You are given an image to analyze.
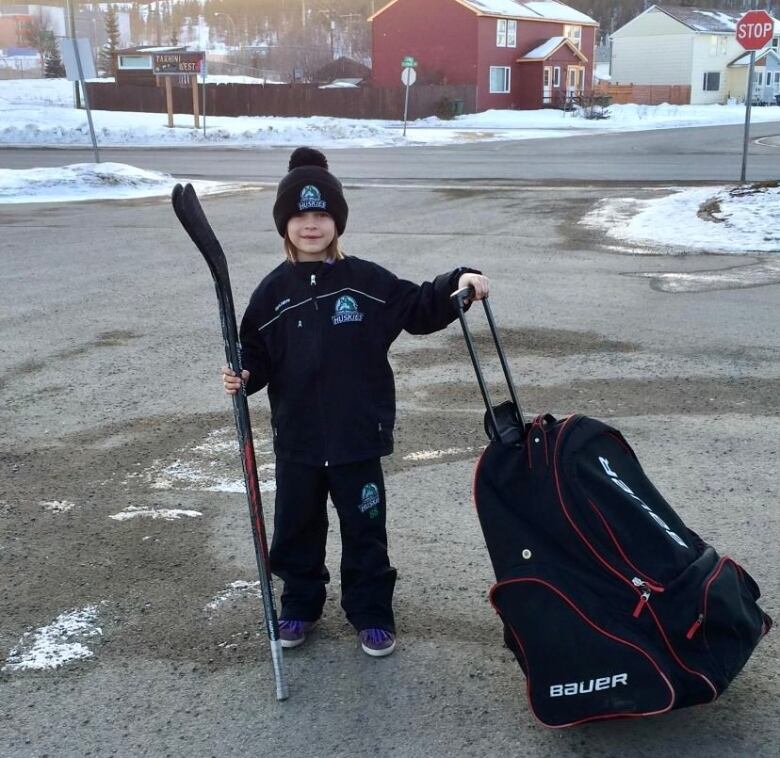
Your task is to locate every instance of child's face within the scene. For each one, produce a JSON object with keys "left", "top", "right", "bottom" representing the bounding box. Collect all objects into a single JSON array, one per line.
[{"left": 287, "top": 211, "right": 336, "bottom": 261}]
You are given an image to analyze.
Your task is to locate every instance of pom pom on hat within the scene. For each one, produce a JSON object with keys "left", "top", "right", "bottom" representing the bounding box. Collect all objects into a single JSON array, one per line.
[
  {"left": 273, "top": 146, "right": 348, "bottom": 237},
  {"left": 288, "top": 147, "right": 328, "bottom": 171}
]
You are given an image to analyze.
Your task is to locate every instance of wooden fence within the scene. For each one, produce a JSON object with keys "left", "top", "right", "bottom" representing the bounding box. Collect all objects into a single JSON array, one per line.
[
  {"left": 84, "top": 81, "right": 476, "bottom": 120},
  {"left": 594, "top": 82, "right": 691, "bottom": 106}
]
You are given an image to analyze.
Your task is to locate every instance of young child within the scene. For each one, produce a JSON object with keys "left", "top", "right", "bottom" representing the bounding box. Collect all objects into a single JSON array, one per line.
[{"left": 222, "top": 147, "right": 489, "bottom": 657}]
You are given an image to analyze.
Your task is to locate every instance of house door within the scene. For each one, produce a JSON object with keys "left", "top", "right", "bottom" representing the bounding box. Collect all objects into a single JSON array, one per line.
[
  {"left": 567, "top": 66, "right": 584, "bottom": 96},
  {"left": 543, "top": 66, "right": 552, "bottom": 103},
  {"left": 753, "top": 70, "right": 764, "bottom": 101}
]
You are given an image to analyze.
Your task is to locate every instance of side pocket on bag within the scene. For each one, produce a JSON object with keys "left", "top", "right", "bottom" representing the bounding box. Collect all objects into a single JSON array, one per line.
[{"left": 686, "top": 558, "right": 769, "bottom": 683}]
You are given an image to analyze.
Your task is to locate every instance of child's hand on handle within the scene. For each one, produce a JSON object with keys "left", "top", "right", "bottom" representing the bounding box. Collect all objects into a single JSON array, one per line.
[
  {"left": 457, "top": 272, "right": 490, "bottom": 303},
  {"left": 221, "top": 366, "right": 249, "bottom": 395}
]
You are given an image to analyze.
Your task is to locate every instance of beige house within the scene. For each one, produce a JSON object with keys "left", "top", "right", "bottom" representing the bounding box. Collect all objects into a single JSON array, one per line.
[{"left": 611, "top": 4, "right": 780, "bottom": 104}]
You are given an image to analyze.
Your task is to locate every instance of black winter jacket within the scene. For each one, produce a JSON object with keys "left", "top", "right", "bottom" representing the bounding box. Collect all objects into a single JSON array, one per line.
[{"left": 239, "top": 255, "right": 475, "bottom": 466}]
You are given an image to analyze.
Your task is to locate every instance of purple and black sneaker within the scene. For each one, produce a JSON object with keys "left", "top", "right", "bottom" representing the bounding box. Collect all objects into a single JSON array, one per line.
[
  {"left": 359, "top": 628, "right": 396, "bottom": 657},
  {"left": 279, "top": 619, "right": 316, "bottom": 649}
]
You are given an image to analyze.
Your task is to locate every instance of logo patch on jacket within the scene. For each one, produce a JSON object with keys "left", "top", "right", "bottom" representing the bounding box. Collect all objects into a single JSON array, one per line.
[
  {"left": 358, "top": 483, "right": 380, "bottom": 518},
  {"left": 298, "top": 184, "right": 326, "bottom": 211},
  {"left": 332, "top": 294, "right": 364, "bottom": 325}
]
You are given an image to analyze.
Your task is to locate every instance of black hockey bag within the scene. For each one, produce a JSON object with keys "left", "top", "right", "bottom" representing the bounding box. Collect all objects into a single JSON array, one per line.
[{"left": 451, "top": 288, "right": 772, "bottom": 728}]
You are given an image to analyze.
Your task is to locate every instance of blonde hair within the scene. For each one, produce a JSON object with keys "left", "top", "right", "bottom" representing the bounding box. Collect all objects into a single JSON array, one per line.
[{"left": 284, "top": 234, "right": 345, "bottom": 263}]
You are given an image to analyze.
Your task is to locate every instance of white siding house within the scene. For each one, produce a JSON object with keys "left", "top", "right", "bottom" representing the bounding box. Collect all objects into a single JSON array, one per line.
[{"left": 611, "top": 4, "right": 780, "bottom": 104}]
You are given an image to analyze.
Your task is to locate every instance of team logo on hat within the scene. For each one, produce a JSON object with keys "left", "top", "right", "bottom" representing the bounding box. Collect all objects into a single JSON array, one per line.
[
  {"left": 332, "top": 295, "right": 364, "bottom": 325},
  {"left": 298, "top": 184, "right": 327, "bottom": 211}
]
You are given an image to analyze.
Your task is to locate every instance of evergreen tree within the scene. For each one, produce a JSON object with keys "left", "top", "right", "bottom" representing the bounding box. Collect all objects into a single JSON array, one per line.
[
  {"left": 44, "top": 40, "right": 66, "bottom": 78},
  {"left": 99, "top": 5, "right": 121, "bottom": 78}
]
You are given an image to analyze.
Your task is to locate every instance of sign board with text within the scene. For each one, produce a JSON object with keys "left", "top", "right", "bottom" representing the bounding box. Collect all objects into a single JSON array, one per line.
[{"left": 152, "top": 51, "right": 204, "bottom": 75}]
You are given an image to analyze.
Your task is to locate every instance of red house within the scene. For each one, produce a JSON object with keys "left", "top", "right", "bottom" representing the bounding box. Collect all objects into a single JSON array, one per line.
[{"left": 370, "top": 0, "right": 599, "bottom": 111}]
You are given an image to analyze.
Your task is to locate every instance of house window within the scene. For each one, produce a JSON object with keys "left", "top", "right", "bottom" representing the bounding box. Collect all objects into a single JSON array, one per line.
[
  {"left": 702, "top": 71, "right": 720, "bottom": 91},
  {"left": 118, "top": 55, "right": 153, "bottom": 70},
  {"left": 553, "top": 66, "right": 561, "bottom": 87},
  {"left": 709, "top": 35, "right": 727, "bottom": 55},
  {"left": 496, "top": 19, "right": 507, "bottom": 47},
  {"left": 507, "top": 19, "right": 517, "bottom": 47},
  {"left": 489, "top": 66, "right": 510, "bottom": 93},
  {"left": 756, "top": 71, "right": 764, "bottom": 87},
  {"left": 564, "top": 25, "right": 582, "bottom": 49},
  {"left": 543, "top": 68, "right": 550, "bottom": 87}
]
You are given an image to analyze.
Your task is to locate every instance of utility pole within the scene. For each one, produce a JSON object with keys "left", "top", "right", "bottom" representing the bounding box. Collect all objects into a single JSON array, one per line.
[{"left": 65, "top": 0, "right": 82, "bottom": 108}]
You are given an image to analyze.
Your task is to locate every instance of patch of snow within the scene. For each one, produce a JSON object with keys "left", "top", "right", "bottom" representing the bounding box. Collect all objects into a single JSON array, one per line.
[
  {"left": 40, "top": 500, "right": 76, "bottom": 512},
  {"left": 403, "top": 447, "right": 477, "bottom": 461},
  {"left": 3, "top": 606, "right": 102, "bottom": 672},
  {"left": 0, "top": 162, "right": 237, "bottom": 204},
  {"left": 134, "top": 428, "right": 276, "bottom": 494},
  {"left": 205, "top": 580, "right": 262, "bottom": 611},
  {"left": 581, "top": 184, "right": 780, "bottom": 254},
  {"left": 108, "top": 506, "right": 202, "bottom": 521}
]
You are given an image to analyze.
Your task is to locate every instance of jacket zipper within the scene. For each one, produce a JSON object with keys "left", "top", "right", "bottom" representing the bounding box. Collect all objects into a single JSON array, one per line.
[{"left": 311, "top": 272, "right": 327, "bottom": 464}]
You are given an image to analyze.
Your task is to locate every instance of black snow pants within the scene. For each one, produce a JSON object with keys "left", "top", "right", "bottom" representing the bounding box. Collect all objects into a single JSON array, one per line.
[{"left": 270, "top": 457, "right": 397, "bottom": 632}]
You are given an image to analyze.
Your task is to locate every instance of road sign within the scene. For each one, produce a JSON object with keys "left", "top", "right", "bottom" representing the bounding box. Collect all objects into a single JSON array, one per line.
[
  {"left": 61, "top": 37, "right": 96, "bottom": 81},
  {"left": 401, "top": 68, "right": 417, "bottom": 86},
  {"left": 401, "top": 56, "right": 417, "bottom": 68},
  {"left": 152, "top": 51, "right": 204, "bottom": 75},
  {"left": 60, "top": 36, "right": 99, "bottom": 163},
  {"left": 736, "top": 10, "right": 775, "bottom": 51}
]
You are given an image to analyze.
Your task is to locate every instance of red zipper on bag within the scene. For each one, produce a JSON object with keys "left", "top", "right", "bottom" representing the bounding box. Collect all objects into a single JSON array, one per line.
[{"left": 685, "top": 556, "right": 733, "bottom": 640}]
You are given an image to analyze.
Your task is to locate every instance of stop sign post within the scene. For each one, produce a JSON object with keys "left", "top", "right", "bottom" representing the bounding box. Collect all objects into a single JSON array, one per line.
[
  {"left": 401, "top": 57, "right": 417, "bottom": 137},
  {"left": 736, "top": 10, "right": 775, "bottom": 181}
]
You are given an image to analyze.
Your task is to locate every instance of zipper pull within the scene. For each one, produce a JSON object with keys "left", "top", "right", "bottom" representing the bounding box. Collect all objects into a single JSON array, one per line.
[
  {"left": 631, "top": 577, "right": 651, "bottom": 618},
  {"left": 632, "top": 590, "right": 651, "bottom": 618},
  {"left": 310, "top": 273, "right": 319, "bottom": 309},
  {"left": 686, "top": 613, "right": 704, "bottom": 639}
]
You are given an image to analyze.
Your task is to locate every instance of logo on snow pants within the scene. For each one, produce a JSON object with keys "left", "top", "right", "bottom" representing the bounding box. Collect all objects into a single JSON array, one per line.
[{"left": 358, "top": 483, "right": 380, "bottom": 518}]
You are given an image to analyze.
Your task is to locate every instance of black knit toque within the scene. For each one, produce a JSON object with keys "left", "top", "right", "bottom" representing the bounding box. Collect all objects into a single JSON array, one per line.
[{"left": 272, "top": 147, "right": 348, "bottom": 237}]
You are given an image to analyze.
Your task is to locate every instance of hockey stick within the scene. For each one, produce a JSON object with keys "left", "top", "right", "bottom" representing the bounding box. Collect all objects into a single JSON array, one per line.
[{"left": 171, "top": 183, "right": 288, "bottom": 701}]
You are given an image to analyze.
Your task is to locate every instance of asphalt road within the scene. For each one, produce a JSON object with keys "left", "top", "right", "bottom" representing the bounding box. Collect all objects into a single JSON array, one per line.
[
  {"left": 1, "top": 129, "right": 778, "bottom": 757},
  {"left": 2, "top": 120, "right": 780, "bottom": 182}
]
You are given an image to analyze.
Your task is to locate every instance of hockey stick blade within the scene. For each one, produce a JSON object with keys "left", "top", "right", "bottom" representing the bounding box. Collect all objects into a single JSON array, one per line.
[{"left": 171, "top": 183, "right": 229, "bottom": 281}]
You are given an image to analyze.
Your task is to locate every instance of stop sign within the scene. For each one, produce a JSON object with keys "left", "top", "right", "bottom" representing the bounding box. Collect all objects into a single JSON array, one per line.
[{"left": 736, "top": 10, "right": 775, "bottom": 51}]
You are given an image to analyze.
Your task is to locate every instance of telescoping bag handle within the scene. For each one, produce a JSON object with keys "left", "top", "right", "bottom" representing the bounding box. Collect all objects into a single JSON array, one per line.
[{"left": 451, "top": 286, "right": 525, "bottom": 444}]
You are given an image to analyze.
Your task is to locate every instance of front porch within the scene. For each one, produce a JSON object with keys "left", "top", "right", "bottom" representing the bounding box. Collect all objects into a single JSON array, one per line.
[{"left": 515, "top": 36, "right": 589, "bottom": 109}]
